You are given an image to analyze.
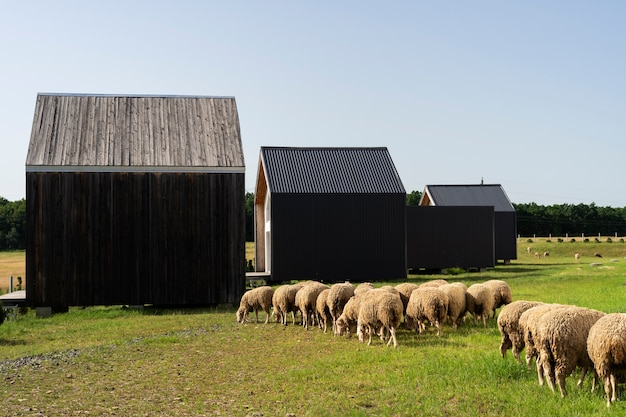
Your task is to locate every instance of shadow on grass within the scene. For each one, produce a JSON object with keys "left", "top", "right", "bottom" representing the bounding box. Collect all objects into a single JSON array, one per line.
[{"left": 0, "top": 338, "right": 27, "bottom": 347}]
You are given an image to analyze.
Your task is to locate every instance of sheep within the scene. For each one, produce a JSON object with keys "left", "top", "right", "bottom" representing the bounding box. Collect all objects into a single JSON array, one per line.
[
  {"left": 574, "top": 253, "right": 580, "bottom": 260},
  {"left": 484, "top": 279, "right": 513, "bottom": 318},
  {"left": 518, "top": 304, "right": 568, "bottom": 371},
  {"left": 419, "top": 279, "right": 449, "bottom": 288},
  {"left": 587, "top": 313, "right": 626, "bottom": 407},
  {"left": 534, "top": 252, "right": 541, "bottom": 258},
  {"left": 272, "top": 283, "right": 305, "bottom": 326},
  {"left": 316, "top": 288, "right": 332, "bottom": 333},
  {"left": 294, "top": 281, "right": 329, "bottom": 330},
  {"left": 537, "top": 306, "right": 605, "bottom": 397},
  {"left": 497, "top": 300, "right": 544, "bottom": 361},
  {"left": 594, "top": 252, "right": 603, "bottom": 258},
  {"left": 236, "top": 286, "right": 275, "bottom": 324},
  {"left": 439, "top": 283, "right": 467, "bottom": 329},
  {"left": 335, "top": 293, "right": 364, "bottom": 337},
  {"left": 465, "top": 283, "right": 495, "bottom": 327},
  {"left": 405, "top": 286, "right": 448, "bottom": 336},
  {"left": 543, "top": 252, "right": 550, "bottom": 257},
  {"left": 356, "top": 289, "right": 404, "bottom": 348},
  {"left": 354, "top": 282, "right": 375, "bottom": 295},
  {"left": 527, "top": 246, "right": 532, "bottom": 253},
  {"left": 395, "top": 283, "right": 420, "bottom": 329},
  {"left": 327, "top": 282, "right": 355, "bottom": 333}
]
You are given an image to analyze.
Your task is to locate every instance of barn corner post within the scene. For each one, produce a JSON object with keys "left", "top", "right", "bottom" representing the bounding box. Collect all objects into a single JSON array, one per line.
[{"left": 26, "top": 94, "right": 246, "bottom": 312}]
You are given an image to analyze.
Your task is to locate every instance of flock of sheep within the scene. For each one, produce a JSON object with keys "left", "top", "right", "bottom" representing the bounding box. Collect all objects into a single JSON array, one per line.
[
  {"left": 235, "top": 278, "right": 510, "bottom": 349},
  {"left": 237, "top": 279, "right": 626, "bottom": 407},
  {"left": 498, "top": 300, "right": 626, "bottom": 407}
]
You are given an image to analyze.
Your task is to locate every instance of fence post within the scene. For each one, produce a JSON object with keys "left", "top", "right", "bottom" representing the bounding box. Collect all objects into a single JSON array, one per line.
[{"left": 9, "top": 276, "right": 13, "bottom": 293}]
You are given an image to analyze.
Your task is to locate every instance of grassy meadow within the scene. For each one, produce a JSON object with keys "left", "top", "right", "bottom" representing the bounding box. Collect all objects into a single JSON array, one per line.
[{"left": 0, "top": 239, "right": 626, "bottom": 416}]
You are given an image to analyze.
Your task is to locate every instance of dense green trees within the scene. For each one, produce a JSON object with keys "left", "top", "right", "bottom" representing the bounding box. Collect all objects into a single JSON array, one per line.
[{"left": 0, "top": 197, "right": 26, "bottom": 250}]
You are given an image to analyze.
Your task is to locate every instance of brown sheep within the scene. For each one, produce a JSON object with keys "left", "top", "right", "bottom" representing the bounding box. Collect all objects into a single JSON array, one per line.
[
  {"left": 497, "top": 300, "right": 544, "bottom": 361},
  {"left": 236, "top": 286, "right": 275, "bottom": 324}
]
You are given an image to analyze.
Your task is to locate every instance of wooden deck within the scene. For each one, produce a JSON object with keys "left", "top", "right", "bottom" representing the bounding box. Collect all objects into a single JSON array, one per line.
[{"left": 0, "top": 290, "right": 26, "bottom": 305}]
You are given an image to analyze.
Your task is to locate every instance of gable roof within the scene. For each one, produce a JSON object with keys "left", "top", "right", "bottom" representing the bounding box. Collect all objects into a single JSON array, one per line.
[
  {"left": 420, "top": 184, "right": 515, "bottom": 212},
  {"left": 26, "top": 93, "right": 244, "bottom": 173},
  {"left": 258, "top": 147, "right": 405, "bottom": 194}
]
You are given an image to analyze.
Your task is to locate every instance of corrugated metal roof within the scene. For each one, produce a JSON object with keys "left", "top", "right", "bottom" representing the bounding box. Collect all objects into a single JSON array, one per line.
[
  {"left": 26, "top": 93, "right": 244, "bottom": 171},
  {"left": 422, "top": 184, "right": 515, "bottom": 212},
  {"left": 260, "top": 147, "right": 405, "bottom": 194}
]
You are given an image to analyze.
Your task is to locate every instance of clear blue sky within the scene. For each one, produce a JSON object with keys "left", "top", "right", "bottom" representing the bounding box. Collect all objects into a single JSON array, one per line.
[{"left": 1, "top": 1, "right": 625, "bottom": 206}]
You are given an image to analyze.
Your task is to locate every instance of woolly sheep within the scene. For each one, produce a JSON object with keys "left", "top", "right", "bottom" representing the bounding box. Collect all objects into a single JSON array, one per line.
[
  {"left": 537, "top": 306, "right": 605, "bottom": 397},
  {"left": 419, "top": 279, "right": 449, "bottom": 288},
  {"left": 405, "top": 286, "right": 448, "bottom": 336},
  {"left": 484, "top": 279, "right": 513, "bottom": 318},
  {"left": 518, "top": 304, "right": 568, "bottom": 370},
  {"left": 354, "top": 282, "right": 375, "bottom": 295},
  {"left": 295, "top": 281, "right": 329, "bottom": 330},
  {"left": 587, "top": 313, "right": 626, "bottom": 407},
  {"left": 395, "top": 283, "right": 420, "bottom": 329},
  {"left": 356, "top": 289, "right": 404, "bottom": 348},
  {"left": 440, "top": 283, "right": 467, "bottom": 329},
  {"left": 272, "top": 283, "right": 305, "bottom": 326},
  {"left": 574, "top": 253, "right": 580, "bottom": 260},
  {"left": 327, "top": 282, "right": 355, "bottom": 333},
  {"left": 236, "top": 286, "right": 275, "bottom": 324},
  {"left": 497, "top": 300, "right": 544, "bottom": 361},
  {"left": 316, "top": 288, "right": 332, "bottom": 333},
  {"left": 335, "top": 293, "right": 364, "bottom": 337},
  {"left": 466, "top": 283, "right": 495, "bottom": 327}
]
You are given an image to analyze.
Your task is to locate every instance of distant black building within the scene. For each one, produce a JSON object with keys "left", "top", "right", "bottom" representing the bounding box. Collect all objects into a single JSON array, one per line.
[
  {"left": 419, "top": 184, "right": 517, "bottom": 263},
  {"left": 254, "top": 147, "right": 406, "bottom": 282}
]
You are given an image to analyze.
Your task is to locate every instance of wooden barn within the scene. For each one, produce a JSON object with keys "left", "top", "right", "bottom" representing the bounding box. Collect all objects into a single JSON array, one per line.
[
  {"left": 25, "top": 93, "right": 245, "bottom": 311},
  {"left": 406, "top": 206, "right": 495, "bottom": 271},
  {"left": 254, "top": 147, "right": 407, "bottom": 282},
  {"left": 419, "top": 184, "right": 517, "bottom": 263}
]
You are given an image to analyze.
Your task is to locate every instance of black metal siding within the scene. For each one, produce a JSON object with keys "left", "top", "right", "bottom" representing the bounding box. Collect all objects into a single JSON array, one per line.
[
  {"left": 26, "top": 171, "right": 245, "bottom": 309},
  {"left": 269, "top": 193, "right": 406, "bottom": 282},
  {"left": 406, "top": 206, "right": 495, "bottom": 270},
  {"left": 495, "top": 211, "right": 517, "bottom": 261}
]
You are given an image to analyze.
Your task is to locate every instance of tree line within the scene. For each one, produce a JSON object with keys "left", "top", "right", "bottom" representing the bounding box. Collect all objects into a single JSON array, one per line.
[{"left": 2, "top": 194, "right": 625, "bottom": 250}]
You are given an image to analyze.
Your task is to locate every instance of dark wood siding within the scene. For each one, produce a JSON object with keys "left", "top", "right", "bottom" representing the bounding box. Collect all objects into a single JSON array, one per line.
[
  {"left": 406, "top": 206, "right": 495, "bottom": 270},
  {"left": 26, "top": 171, "right": 245, "bottom": 309},
  {"left": 269, "top": 193, "right": 406, "bottom": 282},
  {"left": 495, "top": 211, "right": 517, "bottom": 261}
]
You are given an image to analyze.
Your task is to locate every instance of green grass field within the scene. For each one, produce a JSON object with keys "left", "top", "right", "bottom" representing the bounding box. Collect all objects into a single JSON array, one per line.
[{"left": 1, "top": 240, "right": 626, "bottom": 416}]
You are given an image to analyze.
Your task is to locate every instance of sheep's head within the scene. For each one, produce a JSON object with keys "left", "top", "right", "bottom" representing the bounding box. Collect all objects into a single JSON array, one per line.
[
  {"left": 335, "top": 316, "right": 348, "bottom": 336},
  {"left": 236, "top": 308, "right": 246, "bottom": 323}
]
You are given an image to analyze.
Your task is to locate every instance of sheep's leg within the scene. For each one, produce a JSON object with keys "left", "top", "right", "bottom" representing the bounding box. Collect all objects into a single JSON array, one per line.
[
  {"left": 556, "top": 372, "right": 567, "bottom": 397},
  {"left": 576, "top": 367, "right": 587, "bottom": 389},
  {"left": 367, "top": 325, "right": 373, "bottom": 346},
  {"left": 536, "top": 357, "right": 546, "bottom": 386},
  {"left": 254, "top": 309, "right": 259, "bottom": 323},
  {"left": 264, "top": 308, "right": 270, "bottom": 324},
  {"left": 387, "top": 327, "right": 398, "bottom": 348},
  {"left": 610, "top": 374, "right": 617, "bottom": 406}
]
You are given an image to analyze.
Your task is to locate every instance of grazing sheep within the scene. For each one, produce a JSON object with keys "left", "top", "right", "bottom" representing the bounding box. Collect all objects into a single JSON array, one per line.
[
  {"left": 543, "top": 252, "right": 550, "bottom": 257},
  {"left": 574, "top": 253, "right": 580, "bottom": 260},
  {"left": 497, "top": 300, "right": 544, "bottom": 361},
  {"left": 518, "top": 304, "right": 568, "bottom": 371},
  {"left": 295, "top": 281, "right": 329, "bottom": 330},
  {"left": 272, "top": 283, "right": 305, "bottom": 326},
  {"left": 327, "top": 282, "right": 355, "bottom": 333},
  {"left": 405, "top": 286, "right": 448, "bottom": 336},
  {"left": 587, "top": 313, "right": 626, "bottom": 407},
  {"left": 316, "top": 288, "right": 332, "bottom": 333},
  {"left": 354, "top": 282, "right": 375, "bottom": 295},
  {"left": 527, "top": 246, "right": 532, "bottom": 253},
  {"left": 420, "top": 279, "right": 449, "bottom": 288},
  {"left": 594, "top": 252, "right": 603, "bottom": 258},
  {"left": 534, "top": 252, "right": 541, "bottom": 258},
  {"left": 395, "top": 282, "right": 420, "bottom": 315},
  {"left": 356, "top": 289, "right": 404, "bottom": 348},
  {"left": 537, "top": 306, "right": 605, "bottom": 397},
  {"left": 335, "top": 293, "right": 365, "bottom": 337},
  {"left": 236, "top": 286, "right": 275, "bottom": 324},
  {"left": 466, "top": 283, "right": 495, "bottom": 327},
  {"left": 439, "top": 283, "right": 467, "bottom": 329},
  {"left": 484, "top": 279, "right": 513, "bottom": 318}
]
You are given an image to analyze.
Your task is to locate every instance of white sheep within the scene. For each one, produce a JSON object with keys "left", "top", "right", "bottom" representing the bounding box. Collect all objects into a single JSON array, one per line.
[
  {"left": 395, "top": 282, "right": 420, "bottom": 314},
  {"left": 537, "top": 305, "right": 605, "bottom": 397},
  {"left": 466, "top": 283, "right": 495, "bottom": 327},
  {"left": 316, "top": 288, "right": 332, "bottom": 333},
  {"left": 354, "top": 282, "right": 375, "bottom": 295},
  {"left": 587, "top": 313, "right": 626, "bottom": 407},
  {"left": 419, "top": 279, "right": 449, "bottom": 288},
  {"left": 440, "top": 283, "right": 467, "bottom": 329},
  {"left": 518, "top": 304, "right": 568, "bottom": 372},
  {"left": 295, "top": 281, "right": 329, "bottom": 330},
  {"left": 484, "top": 279, "right": 513, "bottom": 318},
  {"left": 356, "top": 289, "right": 404, "bottom": 348},
  {"left": 335, "top": 293, "right": 364, "bottom": 337},
  {"left": 574, "top": 253, "right": 580, "bottom": 260},
  {"left": 327, "top": 282, "right": 355, "bottom": 333},
  {"left": 272, "top": 283, "right": 305, "bottom": 326},
  {"left": 405, "top": 286, "right": 448, "bottom": 336},
  {"left": 497, "top": 300, "right": 544, "bottom": 361},
  {"left": 236, "top": 286, "right": 275, "bottom": 324}
]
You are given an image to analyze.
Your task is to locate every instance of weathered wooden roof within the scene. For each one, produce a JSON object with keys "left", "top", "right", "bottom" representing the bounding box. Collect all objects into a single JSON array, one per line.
[
  {"left": 420, "top": 184, "right": 515, "bottom": 212},
  {"left": 258, "top": 147, "right": 405, "bottom": 194},
  {"left": 26, "top": 94, "right": 245, "bottom": 172}
]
